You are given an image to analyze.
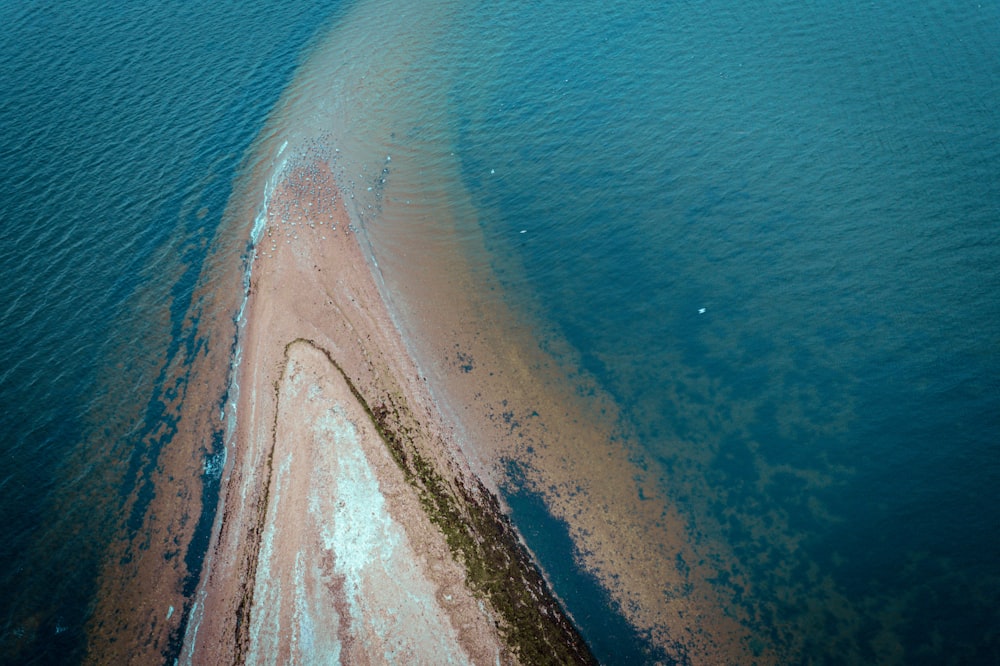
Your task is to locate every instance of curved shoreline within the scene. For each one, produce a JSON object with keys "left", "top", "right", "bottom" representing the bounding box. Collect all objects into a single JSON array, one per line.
[{"left": 180, "top": 148, "right": 593, "bottom": 663}]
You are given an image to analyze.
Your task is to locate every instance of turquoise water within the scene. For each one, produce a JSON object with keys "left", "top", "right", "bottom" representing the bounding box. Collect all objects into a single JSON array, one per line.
[{"left": 2, "top": 1, "right": 998, "bottom": 663}]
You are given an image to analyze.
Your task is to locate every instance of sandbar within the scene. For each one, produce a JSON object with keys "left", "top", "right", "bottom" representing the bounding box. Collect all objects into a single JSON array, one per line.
[{"left": 179, "top": 143, "right": 593, "bottom": 664}]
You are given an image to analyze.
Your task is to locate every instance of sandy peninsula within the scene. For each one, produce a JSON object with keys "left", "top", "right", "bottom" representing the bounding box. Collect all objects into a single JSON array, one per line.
[{"left": 178, "top": 142, "right": 593, "bottom": 664}]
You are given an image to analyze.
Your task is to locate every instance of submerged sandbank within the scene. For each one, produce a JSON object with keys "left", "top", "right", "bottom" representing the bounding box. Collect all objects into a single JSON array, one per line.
[
  {"left": 363, "top": 150, "right": 779, "bottom": 664},
  {"left": 180, "top": 145, "right": 593, "bottom": 664}
]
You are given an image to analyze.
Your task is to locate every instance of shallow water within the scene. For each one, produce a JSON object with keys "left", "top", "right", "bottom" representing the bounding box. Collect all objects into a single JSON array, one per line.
[
  {"left": 332, "top": 1, "right": 1000, "bottom": 661},
  {"left": 0, "top": 2, "right": 340, "bottom": 661},
  {"left": 2, "top": 0, "right": 998, "bottom": 663}
]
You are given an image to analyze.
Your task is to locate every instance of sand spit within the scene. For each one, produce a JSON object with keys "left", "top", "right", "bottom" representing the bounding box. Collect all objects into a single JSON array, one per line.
[
  {"left": 181, "top": 148, "right": 593, "bottom": 664},
  {"left": 243, "top": 339, "right": 490, "bottom": 663}
]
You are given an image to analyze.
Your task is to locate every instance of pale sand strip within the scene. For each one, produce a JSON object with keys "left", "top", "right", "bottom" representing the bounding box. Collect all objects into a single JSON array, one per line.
[
  {"left": 245, "top": 339, "right": 494, "bottom": 664},
  {"left": 181, "top": 150, "right": 592, "bottom": 664}
]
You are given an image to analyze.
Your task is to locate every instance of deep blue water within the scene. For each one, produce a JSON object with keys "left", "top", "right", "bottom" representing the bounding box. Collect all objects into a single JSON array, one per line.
[
  {"left": 0, "top": 2, "right": 340, "bottom": 662},
  {"left": 451, "top": 1, "right": 1000, "bottom": 662},
  {"left": 1, "top": 0, "right": 998, "bottom": 663}
]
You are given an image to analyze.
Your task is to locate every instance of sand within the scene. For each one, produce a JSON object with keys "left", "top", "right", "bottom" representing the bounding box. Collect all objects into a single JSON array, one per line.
[
  {"left": 178, "top": 146, "right": 592, "bottom": 664},
  {"left": 83, "top": 123, "right": 770, "bottom": 663}
]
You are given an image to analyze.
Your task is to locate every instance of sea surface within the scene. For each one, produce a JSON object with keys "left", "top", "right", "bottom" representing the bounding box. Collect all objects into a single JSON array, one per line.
[
  {"left": 2, "top": 1, "right": 998, "bottom": 664},
  {"left": 0, "top": 2, "right": 342, "bottom": 662}
]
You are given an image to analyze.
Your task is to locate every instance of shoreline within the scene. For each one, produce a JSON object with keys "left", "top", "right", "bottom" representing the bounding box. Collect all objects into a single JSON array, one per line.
[{"left": 181, "top": 144, "right": 594, "bottom": 663}]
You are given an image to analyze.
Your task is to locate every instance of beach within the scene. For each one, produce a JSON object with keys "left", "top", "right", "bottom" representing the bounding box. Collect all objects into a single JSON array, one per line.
[{"left": 176, "top": 144, "right": 593, "bottom": 664}]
